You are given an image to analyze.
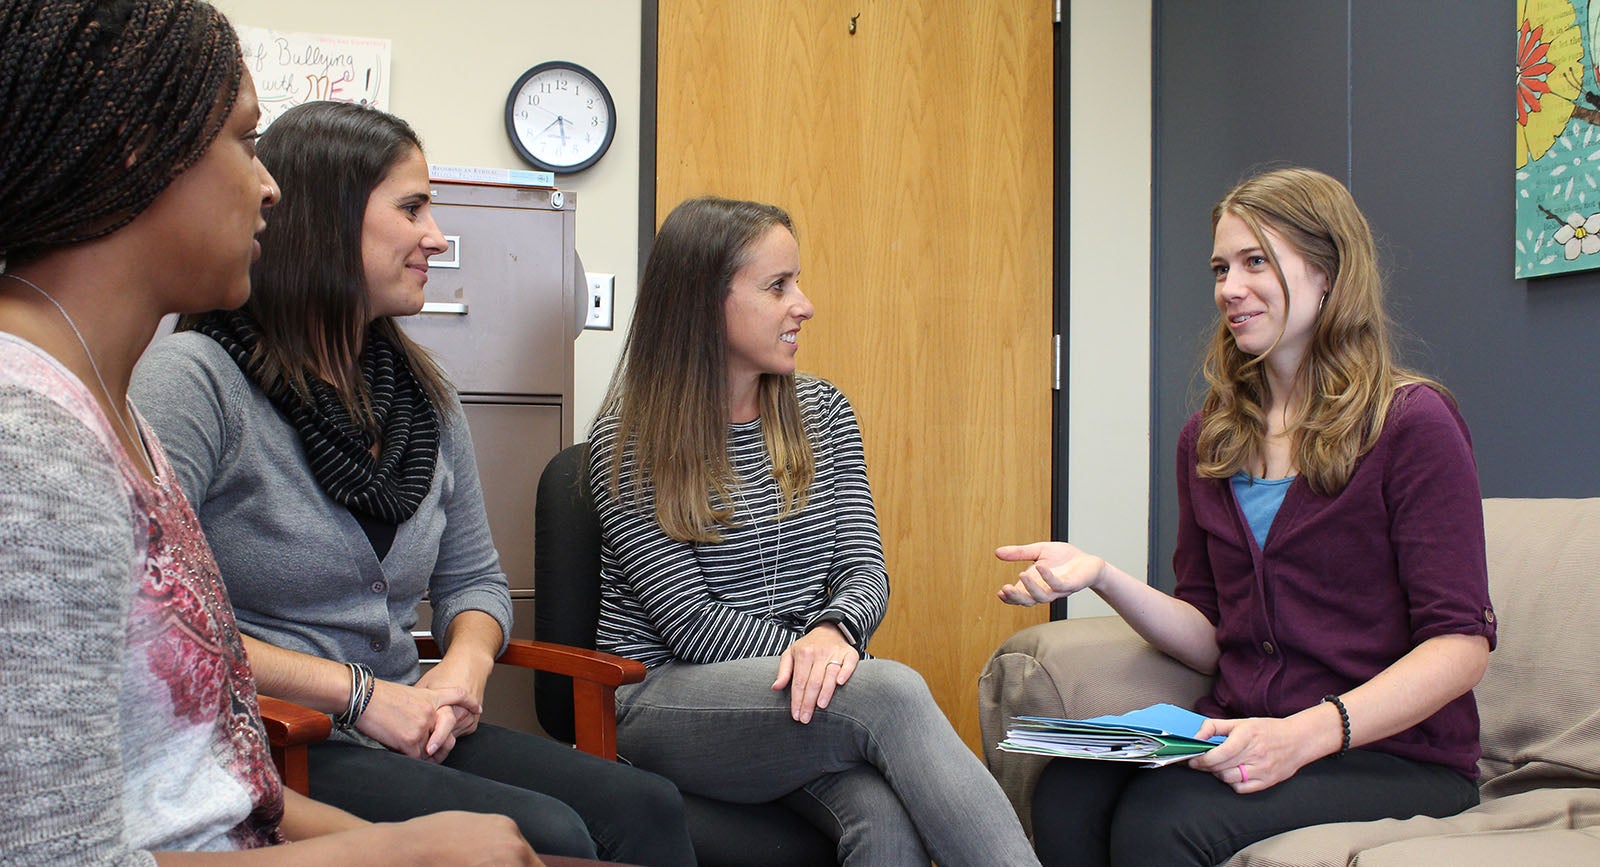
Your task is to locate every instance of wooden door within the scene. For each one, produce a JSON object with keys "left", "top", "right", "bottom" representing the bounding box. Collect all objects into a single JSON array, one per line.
[{"left": 657, "top": 0, "right": 1053, "bottom": 751}]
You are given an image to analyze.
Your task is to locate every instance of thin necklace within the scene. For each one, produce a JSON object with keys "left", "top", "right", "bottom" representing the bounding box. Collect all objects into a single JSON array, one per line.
[
  {"left": 733, "top": 475, "right": 781, "bottom": 616},
  {"left": 2, "top": 272, "right": 163, "bottom": 485}
]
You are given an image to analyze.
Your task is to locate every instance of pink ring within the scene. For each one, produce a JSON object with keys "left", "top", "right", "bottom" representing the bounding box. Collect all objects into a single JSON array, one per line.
[{"left": 1238, "top": 764, "right": 1249, "bottom": 783}]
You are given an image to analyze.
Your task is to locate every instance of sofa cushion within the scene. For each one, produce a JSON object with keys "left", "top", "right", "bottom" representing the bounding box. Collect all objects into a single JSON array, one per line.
[
  {"left": 1475, "top": 498, "right": 1600, "bottom": 796},
  {"left": 1225, "top": 787, "right": 1600, "bottom": 866},
  {"left": 1351, "top": 828, "right": 1600, "bottom": 867}
]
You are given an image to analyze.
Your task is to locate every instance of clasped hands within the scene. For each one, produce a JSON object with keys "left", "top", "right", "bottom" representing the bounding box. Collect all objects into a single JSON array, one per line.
[
  {"left": 358, "top": 657, "right": 490, "bottom": 763},
  {"left": 773, "top": 622, "right": 859, "bottom": 724}
]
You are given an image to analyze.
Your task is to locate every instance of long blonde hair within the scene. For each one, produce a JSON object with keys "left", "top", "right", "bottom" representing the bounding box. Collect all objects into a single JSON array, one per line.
[
  {"left": 598, "top": 197, "right": 814, "bottom": 543},
  {"left": 1196, "top": 167, "right": 1445, "bottom": 495}
]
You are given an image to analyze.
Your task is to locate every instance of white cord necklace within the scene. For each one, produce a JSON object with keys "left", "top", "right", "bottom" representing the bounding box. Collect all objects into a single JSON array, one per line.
[
  {"left": 733, "top": 476, "right": 781, "bottom": 617},
  {"left": 2, "top": 272, "right": 163, "bottom": 485}
]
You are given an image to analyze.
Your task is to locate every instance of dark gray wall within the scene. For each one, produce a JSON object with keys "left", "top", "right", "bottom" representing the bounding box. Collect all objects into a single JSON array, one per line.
[{"left": 1150, "top": 1, "right": 1600, "bottom": 589}]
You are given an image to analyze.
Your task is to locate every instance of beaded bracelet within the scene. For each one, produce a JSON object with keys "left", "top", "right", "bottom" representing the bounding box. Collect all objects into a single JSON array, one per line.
[
  {"left": 353, "top": 664, "right": 375, "bottom": 722},
  {"left": 1322, "top": 694, "right": 1351, "bottom": 757}
]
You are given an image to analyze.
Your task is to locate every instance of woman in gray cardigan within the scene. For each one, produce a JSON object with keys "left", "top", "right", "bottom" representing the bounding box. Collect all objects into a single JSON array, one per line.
[{"left": 133, "top": 101, "right": 693, "bottom": 867}]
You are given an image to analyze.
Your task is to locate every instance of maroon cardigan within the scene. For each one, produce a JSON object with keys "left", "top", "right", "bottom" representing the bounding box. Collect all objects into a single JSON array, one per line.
[{"left": 1174, "top": 384, "right": 1498, "bottom": 779}]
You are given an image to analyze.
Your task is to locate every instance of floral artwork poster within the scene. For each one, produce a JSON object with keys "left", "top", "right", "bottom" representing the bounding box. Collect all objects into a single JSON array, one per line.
[{"left": 1515, "top": 0, "right": 1600, "bottom": 277}]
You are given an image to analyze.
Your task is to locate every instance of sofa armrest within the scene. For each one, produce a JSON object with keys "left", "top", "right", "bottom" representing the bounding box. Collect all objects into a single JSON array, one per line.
[{"left": 978, "top": 615, "right": 1213, "bottom": 833}]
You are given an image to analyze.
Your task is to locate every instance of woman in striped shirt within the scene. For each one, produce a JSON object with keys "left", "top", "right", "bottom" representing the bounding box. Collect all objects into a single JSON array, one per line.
[{"left": 591, "top": 196, "right": 1040, "bottom": 867}]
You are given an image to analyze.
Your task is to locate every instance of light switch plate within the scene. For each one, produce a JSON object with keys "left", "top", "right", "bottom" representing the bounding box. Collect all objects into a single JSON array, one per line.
[{"left": 585, "top": 273, "right": 614, "bottom": 330}]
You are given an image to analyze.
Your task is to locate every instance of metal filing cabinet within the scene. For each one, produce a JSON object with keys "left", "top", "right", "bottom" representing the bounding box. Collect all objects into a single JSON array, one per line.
[{"left": 403, "top": 181, "right": 582, "bottom": 735}]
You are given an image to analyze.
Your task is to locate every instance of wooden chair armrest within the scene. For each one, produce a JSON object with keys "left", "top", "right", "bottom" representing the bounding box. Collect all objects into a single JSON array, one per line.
[
  {"left": 500, "top": 639, "right": 648, "bottom": 686},
  {"left": 413, "top": 636, "right": 646, "bottom": 686},
  {"left": 258, "top": 694, "right": 332, "bottom": 796},
  {"left": 413, "top": 636, "right": 646, "bottom": 761}
]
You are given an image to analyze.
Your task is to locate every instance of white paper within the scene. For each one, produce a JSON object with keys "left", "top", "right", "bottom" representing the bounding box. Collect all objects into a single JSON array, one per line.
[{"left": 235, "top": 24, "right": 392, "bottom": 131}]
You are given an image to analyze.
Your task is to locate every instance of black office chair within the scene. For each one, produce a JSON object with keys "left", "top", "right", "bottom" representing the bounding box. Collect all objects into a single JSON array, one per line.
[{"left": 534, "top": 443, "right": 839, "bottom": 867}]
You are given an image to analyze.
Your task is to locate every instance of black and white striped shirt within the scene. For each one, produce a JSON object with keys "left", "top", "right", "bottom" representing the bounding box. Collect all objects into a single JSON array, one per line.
[{"left": 590, "top": 378, "right": 889, "bottom": 668}]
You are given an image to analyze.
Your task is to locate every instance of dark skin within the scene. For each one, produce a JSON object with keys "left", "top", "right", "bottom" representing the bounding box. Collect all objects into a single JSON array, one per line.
[{"left": 0, "top": 70, "right": 539, "bottom": 866}]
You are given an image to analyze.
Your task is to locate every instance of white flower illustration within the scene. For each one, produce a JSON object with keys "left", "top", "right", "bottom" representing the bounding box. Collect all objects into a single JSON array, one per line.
[{"left": 1553, "top": 212, "right": 1600, "bottom": 259}]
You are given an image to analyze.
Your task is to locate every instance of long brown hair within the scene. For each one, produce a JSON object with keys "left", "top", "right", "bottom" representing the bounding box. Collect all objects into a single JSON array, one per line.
[
  {"left": 598, "top": 196, "right": 814, "bottom": 543},
  {"left": 177, "top": 101, "right": 451, "bottom": 425},
  {"left": 1196, "top": 166, "right": 1445, "bottom": 495}
]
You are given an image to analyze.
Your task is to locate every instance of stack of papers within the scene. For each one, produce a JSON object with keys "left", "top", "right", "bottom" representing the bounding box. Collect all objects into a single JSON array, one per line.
[{"left": 998, "top": 703, "right": 1225, "bottom": 767}]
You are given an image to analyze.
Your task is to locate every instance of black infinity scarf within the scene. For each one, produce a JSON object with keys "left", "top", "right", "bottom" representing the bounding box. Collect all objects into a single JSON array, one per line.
[{"left": 194, "top": 310, "right": 438, "bottom": 524}]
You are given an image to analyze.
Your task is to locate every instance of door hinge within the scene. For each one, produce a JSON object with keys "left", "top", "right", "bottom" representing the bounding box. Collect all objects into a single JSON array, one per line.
[{"left": 1053, "top": 333, "right": 1061, "bottom": 391}]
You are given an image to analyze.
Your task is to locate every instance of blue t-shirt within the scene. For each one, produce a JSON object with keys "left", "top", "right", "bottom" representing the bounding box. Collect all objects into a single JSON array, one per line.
[{"left": 1230, "top": 472, "right": 1294, "bottom": 546}]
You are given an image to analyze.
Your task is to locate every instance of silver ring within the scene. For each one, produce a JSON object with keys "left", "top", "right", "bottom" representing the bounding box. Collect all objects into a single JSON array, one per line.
[{"left": 826, "top": 660, "right": 843, "bottom": 666}]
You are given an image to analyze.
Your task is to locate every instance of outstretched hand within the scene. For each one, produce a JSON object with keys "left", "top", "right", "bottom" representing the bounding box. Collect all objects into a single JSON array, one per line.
[
  {"left": 772, "top": 623, "right": 859, "bottom": 724},
  {"left": 995, "top": 541, "right": 1107, "bottom": 606}
]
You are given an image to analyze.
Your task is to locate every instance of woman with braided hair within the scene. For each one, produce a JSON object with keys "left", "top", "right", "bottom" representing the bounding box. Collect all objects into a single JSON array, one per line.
[{"left": 0, "top": 1, "right": 537, "bottom": 863}]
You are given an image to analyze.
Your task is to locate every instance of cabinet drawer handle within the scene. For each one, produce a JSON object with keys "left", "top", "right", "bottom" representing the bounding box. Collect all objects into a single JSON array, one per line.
[{"left": 420, "top": 302, "right": 469, "bottom": 315}]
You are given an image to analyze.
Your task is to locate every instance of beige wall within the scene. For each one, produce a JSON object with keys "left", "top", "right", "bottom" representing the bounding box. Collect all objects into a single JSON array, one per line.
[
  {"left": 1067, "top": 0, "right": 1153, "bottom": 616},
  {"left": 214, "top": 0, "right": 641, "bottom": 432}
]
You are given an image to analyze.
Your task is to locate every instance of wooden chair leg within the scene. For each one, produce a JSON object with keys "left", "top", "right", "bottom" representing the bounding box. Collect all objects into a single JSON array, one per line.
[
  {"left": 572, "top": 679, "right": 621, "bottom": 761},
  {"left": 271, "top": 744, "right": 312, "bottom": 796},
  {"left": 258, "top": 694, "right": 331, "bottom": 796}
]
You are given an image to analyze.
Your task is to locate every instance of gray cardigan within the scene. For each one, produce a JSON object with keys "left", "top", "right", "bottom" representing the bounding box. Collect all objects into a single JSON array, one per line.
[{"left": 131, "top": 331, "right": 511, "bottom": 685}]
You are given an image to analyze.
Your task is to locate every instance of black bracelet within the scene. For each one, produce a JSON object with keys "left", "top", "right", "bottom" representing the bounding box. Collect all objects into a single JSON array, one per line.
[
  {"left": 1322, "top": 694, "right": 1351, "bottom": 757},
  {"left": 334, "top": 662, "right": 358, "bottom": 730},
  {"left": 353, "top": 664, "right": 376, "bottom": 722},
  {"left": 335, "top": 663, "right": 375, "bottom": 730}
]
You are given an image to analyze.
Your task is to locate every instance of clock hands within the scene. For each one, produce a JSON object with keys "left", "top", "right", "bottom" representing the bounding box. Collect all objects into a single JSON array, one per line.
[
  {"left": 508, "top": 62, "right": 613, "bottom": 171},
  {"left": 528, "top": 114, "right": 574, "bottom": 153}
]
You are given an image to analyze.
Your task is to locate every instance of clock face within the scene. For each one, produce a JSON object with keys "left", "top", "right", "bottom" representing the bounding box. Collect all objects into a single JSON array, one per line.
[{"left": 505, "top": 62, "right": 616, "bottom": 174}]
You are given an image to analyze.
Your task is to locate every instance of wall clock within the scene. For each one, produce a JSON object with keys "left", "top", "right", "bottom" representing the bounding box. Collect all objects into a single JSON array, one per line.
[{"left": 504, "top": 61, "right": 616, "bottom": 174}]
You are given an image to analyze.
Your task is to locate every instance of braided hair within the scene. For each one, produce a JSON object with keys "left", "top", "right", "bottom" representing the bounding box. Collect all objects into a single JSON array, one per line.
[{"left": 0, "top": 0, "right": 242, "bottom": 263}]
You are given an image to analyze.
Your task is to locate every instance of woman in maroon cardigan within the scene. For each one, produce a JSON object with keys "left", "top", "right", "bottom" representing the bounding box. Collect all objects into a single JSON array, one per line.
[{"left": 995, "top": 166, "right": 1497, "bottom": 867}]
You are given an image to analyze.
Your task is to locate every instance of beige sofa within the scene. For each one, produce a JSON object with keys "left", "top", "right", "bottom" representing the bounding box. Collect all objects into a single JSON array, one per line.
[{"left": 979, "top": 498, "right": 1600, "bottom": 866}]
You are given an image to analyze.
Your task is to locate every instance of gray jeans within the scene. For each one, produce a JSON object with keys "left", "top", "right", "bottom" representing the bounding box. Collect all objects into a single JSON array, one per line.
[{"left": 615, "top": 656, "right": 1041, "bottom": 867}]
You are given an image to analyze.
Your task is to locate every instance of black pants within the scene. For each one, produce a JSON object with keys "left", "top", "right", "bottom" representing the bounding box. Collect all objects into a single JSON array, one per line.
[
  {"left": 308, "top": 723, "right": 696, "bottom": 866},
  {"left": 1031, "top": 749, "right": 1478, "bottom": 867}
]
